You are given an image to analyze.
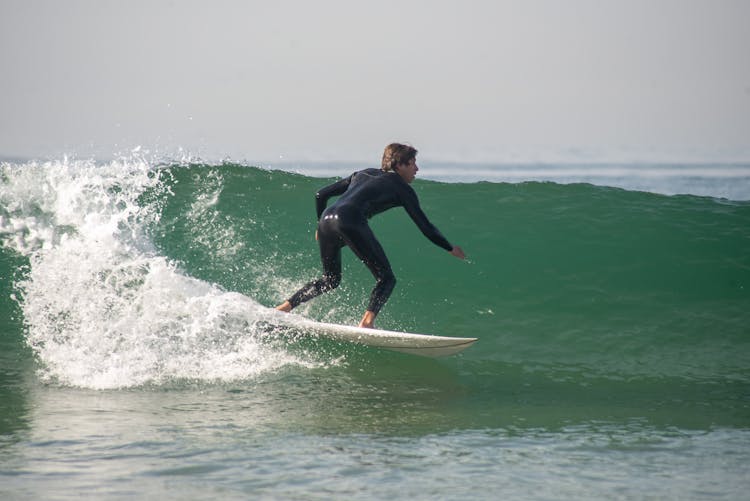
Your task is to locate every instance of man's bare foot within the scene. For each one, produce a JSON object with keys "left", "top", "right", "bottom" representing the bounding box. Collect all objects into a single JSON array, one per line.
[
  {"left": 275, "top": 301, "right": 292, "bottom": 313},
  {"left": 358, "top": 310, "right": 376, "bottom": 329}
]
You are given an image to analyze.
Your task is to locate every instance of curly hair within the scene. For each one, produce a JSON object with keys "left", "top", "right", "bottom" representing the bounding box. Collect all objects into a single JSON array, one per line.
[{"left": 381, "top": 143, "right": 418, "bottom": 172}]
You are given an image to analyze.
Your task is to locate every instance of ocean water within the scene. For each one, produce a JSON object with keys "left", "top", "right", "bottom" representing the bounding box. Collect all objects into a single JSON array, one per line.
[{"left": 1, "top": 157, "right": 749, "bottom": 499}]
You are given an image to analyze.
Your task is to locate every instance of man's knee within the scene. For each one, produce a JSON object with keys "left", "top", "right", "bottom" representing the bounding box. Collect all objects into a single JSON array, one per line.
[
  {"left": 323, "top": 273, "right": 341, "bottom": 291},
  {"left": 378, "top": 271, "right": 396, "bottom": 291}
]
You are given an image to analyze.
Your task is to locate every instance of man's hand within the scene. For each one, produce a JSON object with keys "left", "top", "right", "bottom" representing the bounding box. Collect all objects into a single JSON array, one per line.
[{"left": 450, "top": 246, "right": 466, "bottom": 259}]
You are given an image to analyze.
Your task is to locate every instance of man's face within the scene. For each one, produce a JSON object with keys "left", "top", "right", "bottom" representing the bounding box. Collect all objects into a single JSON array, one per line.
[{"left": 397, "top": 158, "right": 419, "bottom": 184}]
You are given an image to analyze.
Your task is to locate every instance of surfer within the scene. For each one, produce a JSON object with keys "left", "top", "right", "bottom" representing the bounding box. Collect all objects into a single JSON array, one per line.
[{"left": 276, "top": 143, "right": 465, "bottom": 328}]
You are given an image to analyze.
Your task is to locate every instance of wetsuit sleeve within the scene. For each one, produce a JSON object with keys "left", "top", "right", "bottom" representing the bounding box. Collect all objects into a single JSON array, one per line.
[
  {"left": 400, "top": 185, "right": 453, "bottom": 251},
  {"left": 315, "top": 174, "right": 353, "bottom": 219}
]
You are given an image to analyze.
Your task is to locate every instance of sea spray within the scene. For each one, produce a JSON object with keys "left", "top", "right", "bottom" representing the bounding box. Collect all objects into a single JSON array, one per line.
[{"left": 1, "top": 158, "right": 320, "bottom": 389}]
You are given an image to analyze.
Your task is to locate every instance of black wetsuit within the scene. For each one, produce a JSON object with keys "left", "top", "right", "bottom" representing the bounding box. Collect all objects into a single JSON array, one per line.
[{"left": 287, "top": 168, "right": 453, "bottom": 314}]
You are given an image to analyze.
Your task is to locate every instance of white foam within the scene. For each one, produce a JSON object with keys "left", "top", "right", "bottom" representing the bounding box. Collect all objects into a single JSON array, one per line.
[
  {"left": 185, "top": 168, "right": 244, "bottom": 260},
  {"left": 1, "top": 157, "right": 320, "bottom": 389}
]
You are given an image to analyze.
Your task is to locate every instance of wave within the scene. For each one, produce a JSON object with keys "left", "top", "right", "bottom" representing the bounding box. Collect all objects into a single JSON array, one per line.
[{"left": 1, "top": 157, "right": 749, "bottom": 389}]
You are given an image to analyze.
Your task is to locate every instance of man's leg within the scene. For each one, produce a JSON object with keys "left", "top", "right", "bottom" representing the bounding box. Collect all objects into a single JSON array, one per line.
[
  {"left": 277, "top": 228, "right": 343, "bottom": 310},
  {"left": 341, "top": 224, "right": 396, "bottom": 328}
]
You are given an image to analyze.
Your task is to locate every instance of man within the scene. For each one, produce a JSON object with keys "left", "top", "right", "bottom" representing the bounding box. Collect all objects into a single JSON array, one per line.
[{"left": 276, "top": 143, "right": 465, "bottom": 328}]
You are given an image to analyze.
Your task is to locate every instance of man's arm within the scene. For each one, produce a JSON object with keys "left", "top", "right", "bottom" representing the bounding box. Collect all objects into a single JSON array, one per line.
[{"left": 400, "top": 185, "right": 454, "bottom": 251}]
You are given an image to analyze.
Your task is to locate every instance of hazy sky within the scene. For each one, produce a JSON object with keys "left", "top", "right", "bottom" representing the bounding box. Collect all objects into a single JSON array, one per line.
[{"left": 1, "top": 0, "right": 749, "bottom": 163}]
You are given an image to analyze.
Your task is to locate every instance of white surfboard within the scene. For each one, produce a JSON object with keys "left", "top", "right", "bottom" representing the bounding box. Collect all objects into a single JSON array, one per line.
[{"left": 289, "top": 318, "right": 477, "bottom": 358}]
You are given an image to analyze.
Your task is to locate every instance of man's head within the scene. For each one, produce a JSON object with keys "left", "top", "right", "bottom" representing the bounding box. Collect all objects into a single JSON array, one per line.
[{"left": 381, "top": 143, "right": 418, "bottom": 173}]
